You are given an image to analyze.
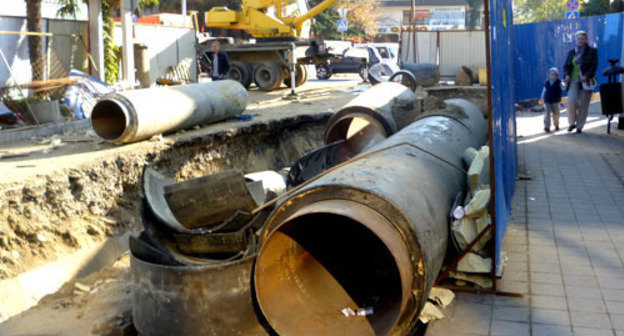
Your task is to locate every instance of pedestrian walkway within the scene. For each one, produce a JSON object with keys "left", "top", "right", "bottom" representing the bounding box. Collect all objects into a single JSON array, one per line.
[{"left": 427, "top": 102, "right": 624, "bottom": 336}]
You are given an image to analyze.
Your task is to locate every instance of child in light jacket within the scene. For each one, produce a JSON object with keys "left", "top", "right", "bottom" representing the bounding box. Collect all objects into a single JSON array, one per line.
[{"left": 539, "top": 67, "right": 565, "bottom": 132}]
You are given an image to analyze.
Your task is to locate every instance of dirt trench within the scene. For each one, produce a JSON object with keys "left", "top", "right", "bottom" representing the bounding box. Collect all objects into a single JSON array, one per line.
[{"left": 0, "top": 113, "right": 329, "bottom": 281}]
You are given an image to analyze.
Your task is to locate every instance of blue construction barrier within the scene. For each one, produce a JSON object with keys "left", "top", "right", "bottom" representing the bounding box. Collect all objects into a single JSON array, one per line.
[
  {"left": 489, "top": 0, "right": 518, "bottom": 273},
  {"left": 513, "top": 13, "right": 624, "bottom": 102}
]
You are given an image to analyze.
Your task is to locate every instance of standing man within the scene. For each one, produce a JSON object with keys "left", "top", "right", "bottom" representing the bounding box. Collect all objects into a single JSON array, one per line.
[
  {"left": 209, "top": 41, "right": 230, "bottom": 81},
  {"left": 563, "top": 31, "right": 598, "bottom": 133}
]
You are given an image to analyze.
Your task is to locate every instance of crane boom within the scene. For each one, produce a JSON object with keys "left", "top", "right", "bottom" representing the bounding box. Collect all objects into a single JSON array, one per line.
[{"left": 205, "top": 0, "right": 340, "bottom": 38}]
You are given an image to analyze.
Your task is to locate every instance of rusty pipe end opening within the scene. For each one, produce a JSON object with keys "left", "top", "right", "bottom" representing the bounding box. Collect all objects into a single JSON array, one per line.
[
  {"left": 324, "top": 108, "right": 394, "bottom": 162},
  {"left": 254, "top": 200, "right": 413, "bottom": 336},
  {"left": 324, "top": 107, "right": 394, "bottom": 144},
  {"left": 91, "top": 98, "right": 131, "bottom": 142}
]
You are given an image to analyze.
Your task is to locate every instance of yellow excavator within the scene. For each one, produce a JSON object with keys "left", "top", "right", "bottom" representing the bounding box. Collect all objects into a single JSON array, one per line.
[{"left": 198, "top": 0, "right": 355, "bottom": 91}]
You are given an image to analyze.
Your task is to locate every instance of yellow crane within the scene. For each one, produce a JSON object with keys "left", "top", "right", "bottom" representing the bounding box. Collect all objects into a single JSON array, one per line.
[
  {"left": 199, "top": 0, "right": 359, "bottom": 91},
  {"left": 205, "top": 0, "right": 340, "bottom": 38}
]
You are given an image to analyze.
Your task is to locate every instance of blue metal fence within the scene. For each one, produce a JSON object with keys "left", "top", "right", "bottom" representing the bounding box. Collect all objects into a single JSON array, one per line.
[
  {"left": 513, "top": 13, "right": 624, "bottom": 102},
  {"left": 489, "top": 0, "right": 517, "bottom": 273}
]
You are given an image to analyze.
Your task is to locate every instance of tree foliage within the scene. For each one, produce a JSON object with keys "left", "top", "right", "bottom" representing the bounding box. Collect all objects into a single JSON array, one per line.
[
  {"left": 309, "top": 0, "right": 380, "bottom": 40},
  {"left": 514, "top": 0, "right": 620, "bottom": 23},
  {"left": 579, "top": 0, "right": 613, "bottom": 16},
  {"left": 101, "top": 0, "right": 120, "bottom": 83},
  {"left": 513, "top": 0, "right": 566, "bottom": 24}
]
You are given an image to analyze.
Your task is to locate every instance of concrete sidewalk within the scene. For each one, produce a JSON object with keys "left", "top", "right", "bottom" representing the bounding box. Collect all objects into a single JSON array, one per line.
[{"left": 426, "top": 103, "right": 624, "bottom": 336}]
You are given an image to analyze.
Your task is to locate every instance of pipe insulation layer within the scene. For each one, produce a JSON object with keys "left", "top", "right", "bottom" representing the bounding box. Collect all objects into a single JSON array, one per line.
[
  {"left": 254, "top": 99, "right": 487, "bottom": 336},
  {"left": 91, "top": 80, "right": 248, "bottom": 143}
]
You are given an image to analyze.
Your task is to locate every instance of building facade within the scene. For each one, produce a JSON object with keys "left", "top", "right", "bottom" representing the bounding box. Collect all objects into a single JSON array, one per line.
[{"left": 376, "top": 0, "right": 473, "bottom": 40}]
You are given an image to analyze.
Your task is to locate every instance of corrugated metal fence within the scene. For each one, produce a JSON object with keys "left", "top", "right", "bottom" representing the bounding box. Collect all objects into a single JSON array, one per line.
[
  {"left": 400, "top": 30, "right": 487, "bottom": 77},
  {"left": 513, "top": 13, "right": 624, "bottom": 102},
  {"left": 489, "top": 0, "right": 517, "bottom": 273}
]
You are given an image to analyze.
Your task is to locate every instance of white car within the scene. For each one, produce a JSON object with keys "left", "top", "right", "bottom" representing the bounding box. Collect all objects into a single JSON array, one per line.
[{"left": 357, "top": 43, "right": 399, "bottom": 66}]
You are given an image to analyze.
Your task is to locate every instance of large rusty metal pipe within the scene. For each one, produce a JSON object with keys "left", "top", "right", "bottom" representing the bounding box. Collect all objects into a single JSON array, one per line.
[
  {"left": 90, "top": 80, "right": 247, "bottom": 144},
  {"left": 254, "top": 99, "right": 486, "bottom": 335},
  {"left": 324, "top": 82, "right": 417, "bottom": 161}
]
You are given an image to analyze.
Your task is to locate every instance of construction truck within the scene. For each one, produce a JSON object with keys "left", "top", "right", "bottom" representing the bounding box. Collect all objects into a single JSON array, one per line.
[{"left": 197, "top": 0, "right": 353, "bottom": 91}]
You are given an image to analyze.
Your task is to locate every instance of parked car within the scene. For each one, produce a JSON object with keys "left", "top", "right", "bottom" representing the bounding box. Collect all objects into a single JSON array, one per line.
[
  {"left": 370, "top": 43, "right": 399, "bottom": 66},
  {"left": 315, "top": 46, "right": 381, "bottom": 80}
]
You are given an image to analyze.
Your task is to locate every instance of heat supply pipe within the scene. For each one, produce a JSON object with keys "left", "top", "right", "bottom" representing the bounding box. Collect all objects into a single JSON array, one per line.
[
  {"left": 90, "top": 80, "right": 248, "bottom": 144},
  {"left": 254, "top": 99, "right": 487, "bottom": 336}
]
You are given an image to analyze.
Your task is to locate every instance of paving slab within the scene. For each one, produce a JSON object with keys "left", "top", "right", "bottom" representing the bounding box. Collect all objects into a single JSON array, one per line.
[{"left": 426, "top": 102, "right": 624, "bottom": 335}]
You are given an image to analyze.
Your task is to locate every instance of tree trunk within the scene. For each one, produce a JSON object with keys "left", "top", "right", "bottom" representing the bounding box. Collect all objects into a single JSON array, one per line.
[{"left": 26, "top": 0, "right": 44, "bottom": 81}]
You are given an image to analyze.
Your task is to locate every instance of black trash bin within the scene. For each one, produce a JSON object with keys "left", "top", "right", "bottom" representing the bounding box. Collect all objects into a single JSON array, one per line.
[{"left": 600, "top": 59, "right": 624, "bottom": 133}]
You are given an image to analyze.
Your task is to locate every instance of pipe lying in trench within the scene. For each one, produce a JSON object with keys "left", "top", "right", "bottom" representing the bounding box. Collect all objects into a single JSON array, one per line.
[
  {"left": 254, "top": 99, "right": 486, "bottom": 336},
  {"left": 90, "top": 80, "right": 248, "bottom": 144}
]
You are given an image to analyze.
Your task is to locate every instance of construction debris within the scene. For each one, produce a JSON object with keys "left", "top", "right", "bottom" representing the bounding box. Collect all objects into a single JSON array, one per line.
[
  {"left": 455, "top": 66, "right": 474, "bottom": 86},
  {"left": 457, "top": 252, "right": 492, "bottom": 273},
  {"left": 163, "top": 169, "right": 263, "bottom": 229},
  {"left": 428, "top": 287, "right": 455, "bottom": 308},
  {"left": 465, "top": 188, "right": 491, "bottom": 218},
  {"left": 467, "top": 145, "right": 490, "bottom": 195},
  {"left": 449, "top": 271, "right": 493, "bottom": 288},
  {"left": 452, "top": 212, "right": 492, "bottom": 253},
  {"left": 419, "top": 286, "right": 456, "bottom": 324},
  {"left": 418, "top": 302, "right": 445, "bottom": 324},
  {"left": 462, "top": 147, "right": 479, "bottom": 167},
  {"left": 340, "top": 307, "right": 374, "bottom": 317},
  {"left": 244, "top": 170, "right": 287, "bottom": 196},
  {"left": 449, "top": 144, "right": 494, "bottom": 279},
  {"left": 131, "top": 167, "right": 270, "bottom": 335}
]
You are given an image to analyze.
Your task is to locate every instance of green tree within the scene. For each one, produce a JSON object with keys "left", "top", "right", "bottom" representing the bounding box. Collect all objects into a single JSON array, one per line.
[
  {"left": 513, "top": 0, "right": 566, "bottom": 23},
  {"left": 309, "top": 0, "right": 378, "bottom": 40},
  {"left": 580, "top": 0, "right": 613, "bottom": 16}
]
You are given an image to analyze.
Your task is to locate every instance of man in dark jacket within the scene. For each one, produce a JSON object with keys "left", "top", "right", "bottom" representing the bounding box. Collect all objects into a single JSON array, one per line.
[
  {"left": 563, "top": 31, "right": 598, "bottom": 133},
  {"left": 208, "top": 41, "right": 230, "bottom": 81}
]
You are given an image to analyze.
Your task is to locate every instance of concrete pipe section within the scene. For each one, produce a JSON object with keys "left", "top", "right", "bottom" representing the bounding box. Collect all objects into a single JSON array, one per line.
[
  {"left": 91, "top": 80, "right": 248, "bottom": 144},
  {"left": 254, "top": 99, "right": 487, "bottom": 335}
]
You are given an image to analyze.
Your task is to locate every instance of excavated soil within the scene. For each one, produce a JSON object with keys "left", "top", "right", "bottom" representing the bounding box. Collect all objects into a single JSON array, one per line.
[
  {"left": 0, "top": 114, "right": 329, "bottom": 281},
  {"left": 0, "top": 79, "right": 363, "bottom": 283}
]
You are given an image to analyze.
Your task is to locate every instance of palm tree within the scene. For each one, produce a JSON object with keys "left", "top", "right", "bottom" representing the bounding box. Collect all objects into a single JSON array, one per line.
[{"left": 26, "top": 0, "right": 44, "bottom": 81}]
